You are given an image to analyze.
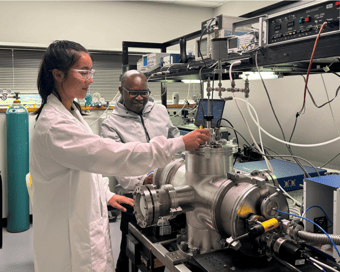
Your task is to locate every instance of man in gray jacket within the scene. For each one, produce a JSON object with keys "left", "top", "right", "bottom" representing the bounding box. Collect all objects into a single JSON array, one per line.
[{"left": 101, "top": 70, "right": 179, "bottom": 271}]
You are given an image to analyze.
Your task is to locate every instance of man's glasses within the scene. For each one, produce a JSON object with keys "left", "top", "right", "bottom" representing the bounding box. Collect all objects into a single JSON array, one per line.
[
  {"left": 72, "top": 69, "right": 95, "bottom": 80},
  {"left": 122, "top": 86, "right": 151, "bottom": 97}
]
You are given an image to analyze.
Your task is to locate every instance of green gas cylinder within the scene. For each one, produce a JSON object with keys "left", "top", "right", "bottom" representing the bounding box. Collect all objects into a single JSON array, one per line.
[{"left": 6, "top": 94, "right": 29, "bottom": 232}]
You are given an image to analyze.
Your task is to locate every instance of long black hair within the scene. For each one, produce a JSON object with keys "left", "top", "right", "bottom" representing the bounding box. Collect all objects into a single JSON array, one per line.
[{"left": 35, "top": 40, "right": 90, "bottom": 119}]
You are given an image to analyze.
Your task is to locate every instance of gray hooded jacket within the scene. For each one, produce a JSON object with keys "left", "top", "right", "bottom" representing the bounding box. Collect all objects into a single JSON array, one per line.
[{"left": 101, "top": 95, "right": 180, "bottom": 191}]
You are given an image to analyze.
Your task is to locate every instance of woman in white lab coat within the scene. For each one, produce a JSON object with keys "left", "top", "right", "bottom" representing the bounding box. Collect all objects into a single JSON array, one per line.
[{"left": 30, "top": 40, "right": 210, "bottom": 272}]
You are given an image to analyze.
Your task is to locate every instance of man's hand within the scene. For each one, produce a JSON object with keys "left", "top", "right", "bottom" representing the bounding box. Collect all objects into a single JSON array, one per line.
[
  {"left": 143, "top": 173, "right": 153, "bottom": 185},
  {"left": 108, "top": 194, "right": 134, "bottom": 212},
  {"left": 182, "top": 129, "right": 211, "bottom": 150}
]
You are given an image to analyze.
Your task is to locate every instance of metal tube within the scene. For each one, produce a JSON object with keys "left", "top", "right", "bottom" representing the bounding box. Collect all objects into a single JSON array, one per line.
[
  {"left": 207, "top": 78, "right": 211, "bottom": 115},
  {"left": 175, "top": 185, "right": 195, "bottom": 207},
  {"left": 298, "top": 230, "right": 340, "bottom": 245},
  {"left": 259, "top": 16, "right": 264, "bottom": 48}
]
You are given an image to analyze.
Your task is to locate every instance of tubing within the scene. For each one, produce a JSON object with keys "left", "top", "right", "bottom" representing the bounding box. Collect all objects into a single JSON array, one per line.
[
  {"left": 234, "top": 97, "right": 340, "bottom": 147},
  {"left": 298, "top": 230, "right": 340, "bottom": 245},
  {"left": 278, "top": 210, "right": 340, "bottom": 257},
  {"left": 308, "top": 256, "right": 339, "bottom": 272}
]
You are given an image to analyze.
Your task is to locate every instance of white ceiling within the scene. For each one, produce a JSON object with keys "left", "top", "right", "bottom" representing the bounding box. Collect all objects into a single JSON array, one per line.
[
  {"left": 38, "top": 0, "right": 228, "bottom": 8},
  {"left": 144, "top": 0, "right": 227, "bottom": 8}
]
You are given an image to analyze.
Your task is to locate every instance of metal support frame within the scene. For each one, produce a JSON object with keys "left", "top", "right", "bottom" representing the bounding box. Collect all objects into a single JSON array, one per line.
[
  {"left": 122, "top": 31, "right": 202, "bottom": 107},
  {"left": 127, "top": 223, "right": 191, "bottom": 272},
  {"left": 121, "top": 0, "right": 298, "bottom": 75},
  {"left": 122, "top": 30, "right": 201, "bottom": 75},
  {"left": 121, "top": 1, "right": 331, "bottom": 107}
]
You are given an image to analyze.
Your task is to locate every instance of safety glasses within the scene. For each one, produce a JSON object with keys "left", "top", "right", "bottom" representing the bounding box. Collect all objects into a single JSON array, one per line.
[
  {"left": 72, "top": 69, "right": 95, "bottom": 80},
  {"left": 122, "top": 86, "right": 151, "bottom": 98}
]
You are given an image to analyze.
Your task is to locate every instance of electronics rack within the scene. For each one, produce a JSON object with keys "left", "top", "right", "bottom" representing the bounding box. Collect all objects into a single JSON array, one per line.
[
  {"left": 122, "top": 1, "right": 340, "bottom": 106},
  {"left": 267, "top": 0, "right": 340, "bottom": 46}
]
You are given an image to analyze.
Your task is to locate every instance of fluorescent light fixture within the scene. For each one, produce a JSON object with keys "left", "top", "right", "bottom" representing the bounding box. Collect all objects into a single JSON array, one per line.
[
  {"left": 239, "top": 72, "right": 279, "bottom": 80},
  {"left": 181, "top": 79, "right": 201, "bottom": 84}
]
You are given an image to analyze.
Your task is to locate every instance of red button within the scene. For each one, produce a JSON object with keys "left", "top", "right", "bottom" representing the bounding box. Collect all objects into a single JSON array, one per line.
[
  {"left": 305, "top": 17, "right": 310, "bottom": 22},
  {"left": 336, "top": 2, "right": 340, "bottom": 6}
]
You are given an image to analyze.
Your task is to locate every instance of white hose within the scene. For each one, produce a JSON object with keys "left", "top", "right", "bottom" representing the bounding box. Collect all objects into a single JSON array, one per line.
[
  {"left": 233, "top": 97, "right": 302, "bottom": 207},
  {"left": 229, "top": 63, "right": 273, "bottom": 173},
  {"left": 308, "top": 256, "right": 339, "bottom": 272},
  {"left": 237, "top": 97, "right": 340, "bottom": 147}
]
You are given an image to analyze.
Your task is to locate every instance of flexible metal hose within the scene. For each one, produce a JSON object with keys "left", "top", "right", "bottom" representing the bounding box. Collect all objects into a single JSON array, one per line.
[{"left": 298, "top": 230, "right": 340, "bottom": 244}]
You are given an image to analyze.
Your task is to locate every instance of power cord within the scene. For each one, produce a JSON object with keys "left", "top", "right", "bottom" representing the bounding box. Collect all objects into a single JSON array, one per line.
[{"left": 255, "top": 51, "right": 310, "bottom": 178}]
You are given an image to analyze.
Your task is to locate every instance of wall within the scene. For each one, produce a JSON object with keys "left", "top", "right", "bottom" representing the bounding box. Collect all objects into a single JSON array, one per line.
[
  {"left": 0, "top": 1, "right": 213, "bottom": 51},
  {"left": 214, "top": 1, "right": 278, "bottom": 17},
  {"left": 219, "top": 73, "right": 340, "bottom": 171}
]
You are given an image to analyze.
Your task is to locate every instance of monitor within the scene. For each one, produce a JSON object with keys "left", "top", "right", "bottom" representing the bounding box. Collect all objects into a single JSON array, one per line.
[{"left": 194, "top": 99, "right": 225, "bottom": 128}]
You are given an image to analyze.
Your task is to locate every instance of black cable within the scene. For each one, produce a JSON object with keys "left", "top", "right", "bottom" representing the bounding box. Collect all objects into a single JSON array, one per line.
[
  {"left": 331, "top": 71, "right": 340, "bottom": 78},
  {"left": 289, "top": 113, "right": 299, "bottom": 143},
  {"left": 263, "top": 147, "right": 271, "bottom": 157},
  {"left": 255, "top": 51, "right": 288, "bottom": 142},
  {"left": 216, "top": 118, "right": 240, "bottom": 147},
  {"left": 273, "top": 255, "right": 302, "bottom": 272},
  {"left": 198, "top": 33, "right": 208, "bottom": 68},
  {"left": 198, "top": 19, "right": 214, "bottom": 69},
  {"left": 262, "top": 145, "right": 289, "bottom": 162},
  {"left": 233, "top": 155, "right": 238, "bottom": 166},
  {"left": 255, "top": 51, "right": 311, "bottom": 178},
  {"left": 301, "top": 75, "right": 340, "bottom": 109},
  {"left": 218, "top": 124, "right": 252, "bottom": 148},
  {"left": 319, "top": 152, "right": 340, "bottom": 168}
]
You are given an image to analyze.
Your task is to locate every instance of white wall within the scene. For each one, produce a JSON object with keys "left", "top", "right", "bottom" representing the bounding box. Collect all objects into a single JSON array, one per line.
[
  {"left": 0, "top": 1, "right": 213, "bottom": 51},
  {"left": 214, "top": 1, "right": 278, "bottom": 17},
  {"left": 220, "top": 73, "right": 340, "bottom": 171}
]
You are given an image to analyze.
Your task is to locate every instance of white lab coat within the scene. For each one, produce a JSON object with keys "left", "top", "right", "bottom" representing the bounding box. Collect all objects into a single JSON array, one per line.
[{"left": 30, "top": 94, "right": 185, "bottom": 272}]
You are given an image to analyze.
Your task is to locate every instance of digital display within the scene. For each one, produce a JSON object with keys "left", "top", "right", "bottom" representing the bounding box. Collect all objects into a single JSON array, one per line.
[
  {"left": 194, "top": 99, "right": 225, "bottom": 128},
  {"left": 143, "top": 56, "right": 148, "bottom": 66}
]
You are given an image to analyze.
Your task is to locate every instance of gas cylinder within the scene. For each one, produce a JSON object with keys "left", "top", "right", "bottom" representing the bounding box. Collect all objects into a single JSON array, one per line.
[{"left": 6, "top": 93, "right": 29, "bottom": 232}]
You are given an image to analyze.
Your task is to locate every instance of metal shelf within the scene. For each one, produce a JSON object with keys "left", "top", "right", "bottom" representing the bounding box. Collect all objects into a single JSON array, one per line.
[{"left": 121, "top": 1, "right": 340, "bottom": 106}]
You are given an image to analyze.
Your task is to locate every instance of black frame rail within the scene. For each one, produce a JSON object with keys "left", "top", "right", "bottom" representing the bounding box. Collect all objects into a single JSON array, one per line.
[{"left": 122, "top": 30, "right": 201, "bottom": 74}]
